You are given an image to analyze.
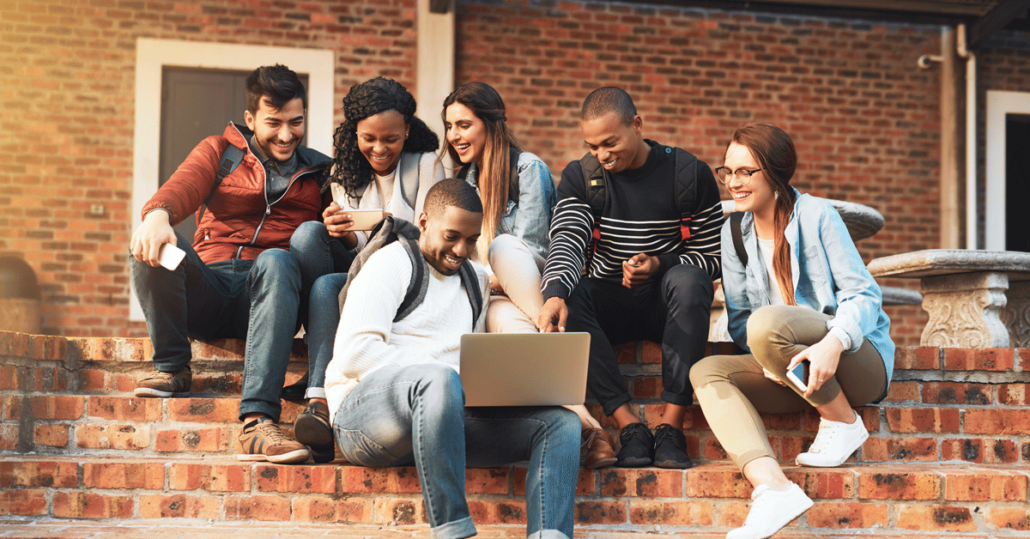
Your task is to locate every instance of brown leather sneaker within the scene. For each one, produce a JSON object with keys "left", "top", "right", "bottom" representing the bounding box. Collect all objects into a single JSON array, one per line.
[
  {"left": 237, "top": 417, "right": 310, "bottom": 464},
  {"left": 582, "top": 427, "right": 617, "bottom": 469},
  {"left": 134, "top": 365, "right": 191, "bottom": 398}
]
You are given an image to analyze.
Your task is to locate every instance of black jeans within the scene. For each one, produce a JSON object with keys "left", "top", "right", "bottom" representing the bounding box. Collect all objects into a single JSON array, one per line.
[{"left": 565, "top": 264, "right": 714, "bottom": 416}]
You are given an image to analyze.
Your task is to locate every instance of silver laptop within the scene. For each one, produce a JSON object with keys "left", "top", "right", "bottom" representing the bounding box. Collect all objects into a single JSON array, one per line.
[{"left": 459, "top": 332, "right": 590, "bottom": 407}]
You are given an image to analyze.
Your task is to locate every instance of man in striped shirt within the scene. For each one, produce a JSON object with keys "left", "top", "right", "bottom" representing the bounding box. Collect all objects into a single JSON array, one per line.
[{"left": 538, "top": 87, "right": 724, "bottom": 469}]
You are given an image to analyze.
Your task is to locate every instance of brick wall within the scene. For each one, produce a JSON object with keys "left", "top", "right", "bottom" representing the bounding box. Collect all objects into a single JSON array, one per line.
[
  {"left": 0, "top": 0, "right": 418, "bottom": 337},
  {"left": 454, "top": 0, "right": 1028, "bottom": 346}
]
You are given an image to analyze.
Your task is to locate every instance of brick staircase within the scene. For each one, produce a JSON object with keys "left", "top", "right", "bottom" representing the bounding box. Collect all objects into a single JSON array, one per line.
[{"left": 1, "top": 331, "right": 1029, "bottom": 537}]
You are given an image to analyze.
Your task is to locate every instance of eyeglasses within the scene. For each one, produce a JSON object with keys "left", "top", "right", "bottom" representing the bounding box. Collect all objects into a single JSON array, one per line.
[{"left": 714, "top": 166, "right": 763, "bottom": 186}]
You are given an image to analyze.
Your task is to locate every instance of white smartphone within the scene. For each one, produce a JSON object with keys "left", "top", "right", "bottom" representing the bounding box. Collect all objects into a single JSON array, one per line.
[
  {"left": 158, "top": 243, "right": 186, "bottom": 271},
  {"left": 786, "top": 360, "right": 808, "bottom": 392},
  {"left": 344, "top": 209, "right": 386, "bottom": 231}
]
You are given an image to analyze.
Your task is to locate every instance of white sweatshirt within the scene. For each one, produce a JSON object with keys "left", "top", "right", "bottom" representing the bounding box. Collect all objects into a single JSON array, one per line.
[{"left": 325, "top": 241, "right": 489, "bottom": 423}]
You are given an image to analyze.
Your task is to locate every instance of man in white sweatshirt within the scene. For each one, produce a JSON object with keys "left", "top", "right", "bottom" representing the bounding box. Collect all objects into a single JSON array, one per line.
[{"left": 325, "top": 179, "right": 580, "bottom": 539}]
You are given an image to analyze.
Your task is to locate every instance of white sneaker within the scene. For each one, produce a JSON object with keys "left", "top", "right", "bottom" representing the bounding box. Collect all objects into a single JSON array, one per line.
[
  {"left": 795, "top": 412, "right": 869, "bottom": 467},
  {"left": 726, "top": 483, "right": 813, "bottom": 539}
]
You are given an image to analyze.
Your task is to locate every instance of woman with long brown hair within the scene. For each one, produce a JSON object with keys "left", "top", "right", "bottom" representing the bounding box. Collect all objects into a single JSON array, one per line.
[
  {"left": 442, "top": 82, "right": 618, "bottom": 468},
  {"left": 690, "top": 123, "right": 894, "bottom": 539}
]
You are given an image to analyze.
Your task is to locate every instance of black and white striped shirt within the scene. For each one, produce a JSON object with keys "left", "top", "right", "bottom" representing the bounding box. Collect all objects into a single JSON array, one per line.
[{"left": 542, "top": 143, "right": 724, "bottom": 301}]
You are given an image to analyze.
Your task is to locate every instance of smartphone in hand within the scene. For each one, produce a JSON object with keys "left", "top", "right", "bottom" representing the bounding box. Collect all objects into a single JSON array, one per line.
[
  {"left": 786, "top": 360, "right": 809, "bottom": 392},
  {"left": 158, "top": 243, "right": 186, "bottom": 271}
]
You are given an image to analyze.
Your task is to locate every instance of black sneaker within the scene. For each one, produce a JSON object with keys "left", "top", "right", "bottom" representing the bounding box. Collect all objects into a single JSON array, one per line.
[
  {"left": 280, "top": 373, "right": 309, "bottom": 401},
  {"left": 294, "top": 401, "right": 334, "bottom": 463},
  {"left": 616, "top": 423, "right": 654, "bottom": 467},
  {"left": 653, "top": 423, "right": 693, "bottom": 469}
]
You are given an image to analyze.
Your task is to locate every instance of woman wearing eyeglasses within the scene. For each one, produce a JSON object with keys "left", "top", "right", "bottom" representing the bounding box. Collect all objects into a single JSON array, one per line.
[{"left": 689, "top": 123, "right": 894, "bottom": 539}]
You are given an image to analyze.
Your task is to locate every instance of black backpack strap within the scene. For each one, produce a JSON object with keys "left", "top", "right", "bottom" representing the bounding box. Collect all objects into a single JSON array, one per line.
[
  {"left": 395, "top": 236, "right": 429, "bottom": 323},
  {"left": 197, "top": 144, "right": 245, "bottom": 224},
  {"left": 669, "top": 146, "right": 698, "bottom": 241},
  {"left": 457, "top": 263, "right": 484, "bottom": 330},
  {"left": 730, "top": 212, "right": 748, "bottom": 268},
  {"left": 577, "top": 153, "right": 608, "bottom": 258},
  {"left": 456, "top": 163, "right": 470, "bottom": 183}
]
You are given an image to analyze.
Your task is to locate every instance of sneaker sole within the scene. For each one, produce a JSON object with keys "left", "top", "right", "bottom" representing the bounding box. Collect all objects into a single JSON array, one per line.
[
  {"left": 236, "top": 448, "right": 310, "bottom": 464},
  {"left": 654, "top": 458, "right": 694, "bottom": 469},
  {"left": 294, "top": 415, "right": 334, "bottom": 446},
  {"left": 728, "top": 495, "right": 813, "bottom": 539},
  {"left": 134, "top": 388, "right": 189, "bottom": 398},
  {"left": 584, "top": 456, "right": 617, "bottom": 469},
  {"left": 795, "top": 429, "right": 869, "bottom": 467},
  {"left": 616, "top": 456, "right": 653, "bottom": 467}
]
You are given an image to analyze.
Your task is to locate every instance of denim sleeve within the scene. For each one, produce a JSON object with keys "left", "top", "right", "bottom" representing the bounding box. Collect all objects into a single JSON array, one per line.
[
  {"left": 510, "top": 153, "right": 556, "bottom": 260},
  {"left": 819, "top": 205, "right": 883, "bottom": 353},
  {"left": 721, "top": 219, "right": 751, "bottom": 352}
]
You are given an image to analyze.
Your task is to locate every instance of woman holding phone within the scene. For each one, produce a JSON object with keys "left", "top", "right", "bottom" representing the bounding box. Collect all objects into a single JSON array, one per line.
[
  {"left": 689, "top": 123, "right": 894, "bottom": 539},
  {"left": 289, "top": 77, "right": 444, "bottom": 462},
  {"left": 442, "top": 81, "right": 618, "bottom": 468}
]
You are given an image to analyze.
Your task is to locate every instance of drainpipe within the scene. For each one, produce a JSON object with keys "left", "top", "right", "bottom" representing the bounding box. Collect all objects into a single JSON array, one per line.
[{"left": 957, "top": 24, "right": 977, "bottom": 250}]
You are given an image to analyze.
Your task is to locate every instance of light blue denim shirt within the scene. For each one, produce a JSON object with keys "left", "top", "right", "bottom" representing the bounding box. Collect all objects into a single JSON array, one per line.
[
  {"left": 463, "top": 151, "right": 557, "bottom": 259},
  {"left": 721, "top": 189, "right": 894, "bottom": 386}
]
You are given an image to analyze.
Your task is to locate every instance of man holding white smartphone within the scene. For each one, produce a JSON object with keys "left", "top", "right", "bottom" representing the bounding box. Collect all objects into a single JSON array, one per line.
[{"left": 129, "top": 65, "right": 332, "bottom": 464}]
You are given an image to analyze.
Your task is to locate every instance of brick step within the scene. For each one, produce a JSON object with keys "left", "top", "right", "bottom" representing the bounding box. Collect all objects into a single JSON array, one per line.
[
  {"left": 0, "top": 522, "right": 1008, "bottom": 539},
  {"left": 1, "top": 456, "right": 1028, "bottom": 535},
  {"left": 3, "top": 394, "right": 1028, "bottom": 466}
]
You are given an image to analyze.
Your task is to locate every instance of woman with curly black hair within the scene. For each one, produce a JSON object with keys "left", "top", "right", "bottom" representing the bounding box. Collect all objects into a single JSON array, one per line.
[{"left": 289, "top": 77, "right": 444, "bottom": 463}]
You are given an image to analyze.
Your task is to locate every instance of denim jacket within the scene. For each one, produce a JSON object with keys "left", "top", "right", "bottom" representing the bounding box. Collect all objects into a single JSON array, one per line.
[
  {"left": 721, "top": 189, "right": 895, "bottom": 384},
  {"left": 463, "top": 151, "right": 557, "bottom": 259}
]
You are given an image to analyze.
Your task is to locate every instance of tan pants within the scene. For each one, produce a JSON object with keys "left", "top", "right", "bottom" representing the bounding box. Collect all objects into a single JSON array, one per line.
[
  {"left": 689, "top": 305, "right": 887, "bottom": 468},
  {"left": 486, "top": 234, "right": 545, "bottom": 334}
]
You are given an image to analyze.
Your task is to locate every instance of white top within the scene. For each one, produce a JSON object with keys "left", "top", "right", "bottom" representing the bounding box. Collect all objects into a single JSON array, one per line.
[
  {"left": 757, "top": 236, "right": 785, "bottom": 306},
  {"left": 341, "top": 151, "right": 444, "bottom": 252},
  {"left": 325, "top": 241, "right": 490, "bottom": 423}
]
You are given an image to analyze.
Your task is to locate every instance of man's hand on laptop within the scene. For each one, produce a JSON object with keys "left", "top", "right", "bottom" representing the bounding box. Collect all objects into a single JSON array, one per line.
[
  {"left": 538, "top": 297, "right": 567, "bottom": 333},
  {"left": 622, "top": 253, "right": 659, "bottom": 289},
  {"left": 131, "top": 210, "right": 177, "bottom": 267}
]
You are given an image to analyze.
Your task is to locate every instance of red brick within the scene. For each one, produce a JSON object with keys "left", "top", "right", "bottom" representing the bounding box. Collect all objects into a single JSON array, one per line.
[
  {"left": 0, "top": 424, "right": 17, "bottom": 450},
  {"left": 467, "top": 499, "right": 527, "bottom": 525},
  {"left": 856, "top": 469, "right": 941, "bottom": 500},
  {"left": 224, "top": 495, "right": 291, "bottom": 521},
  {"left": 883, "top": 380, "right": 920, "bottom": 403},
  {"left": 0, "top": 365, "right": 17, "bottom": 390},
  {"left": 631, "top": 375, "right": 662, "bottom": 398},
  {"left": 28, "top": 395, "right": 84, "bottom": 420},
  {"left": 0, "top": 489, "right": 48, "bottom": 516},
  {"left": 169, "top": 462, "right": 250, "bottom": 492},
  {"left": 965, "top": 409, "right": 1030, "bottom": 435},
  {"left": 894, "top": 347, "right": 939, "bottom": 369},
  {"left": 87, "top": 396, "right": 162, "bottom": 421},
  {"left": 74, "top": 423, "right": 150, "bottom": 449},
  {"left": 29, "top": 335, "right": 66, "bottom": 361},
  {"left": 922, "top": 382, "right": 993, "bottom": 405},
  {"left": 3, "top": 396, "right": 23, "bottom": 420},
  {"left": 139, "top": 494, "right": 221, "bottom": 520},
  {"left": 641, "top": 340, "right": 661, "bottom": 363},
  {"left": 53, "top": 491, "right": 134, "bottom": 519},
  {"left": 32, "top": 366, "right": 69, "bottom": 391},
  {"left": 340, "top": 465, "right": 421, "bottom": 494},
  {"left": 998, "top": 383, "right": 1028, "bottom": 405},
  {"left": 780, "top": 436, "right": 813, "bottom": 463},
  {"left": 860, "top": 437, "right": 937, "bottom": 462},
  {"left": 686, "top": 466, "right": 751, "bottom": 498},
  {"left": 986, "top": 507, "right": 1030, "bottom": 531},
  {"left": 805, "top": 502, "right": 889, "bottom": 529},
  {"left": 598, "top": 468, "right": 682, "bottom": 497},
  {"left": 629, "top": 500, "right": 713, "bottom": 525},
  {"left": 941, "top": 437, "right": 1020, "bottom": 463},
  {"left": 514, "top": 468, "right": 595, "bottom": 497},
  {"left": 944, "top": 470, "right": 1027, "bottom": 501},
  {"left": 155, "top": 427, "right": 233, "bottom": 452},
  {"left": 0, "top": 332, "right": 31, "bottom": 358},
  {"left": 944, "top": 348, "right": 1014, "bottom": 371},
  {"left": 716, "top": 501, "right": 750, "bottom": 527},
  {"left": 83, "top": 461, "right": 164, "bottom": 490},
  {"left": 885, "top": 407, "right": 960, "bottom": 433},
  {"left": 292, "top": 496, "right": 372, "bottom": 523},
  {"left": 192, "top": 373, "right": 243, "bottom": 395},
  {"left": 192, "top": 339, "right": 246, "bottom": 361},
  {"left": 166, "top": 398, "right": 239, "bottom": 423},
  {"left": 33, "top": 424, "right": 69, "bottom": 447},
  {"left": 255, "top": 464, "right": 336, "bottom": 494},
  {"left": 373, "top": 497, "right": 426, "bottom": 525},
  {"left": 0, "top": 460, "right": 78, "bottom": 488},
  {"left": 80, "top": 369, "right": 109, "bottom": 392},
  {"left": 615, "top": 342, "right": 637, "bottom": 364},
  {"left": 895, "top": 504, "right": 977, "bottom": 532},
  {"left": 465, "top": 468, "right": 509, "bottom": 495},
  {"left": 783, "top": 468, "right": 854, "bottom": 499},
  {"left": 576, "top": 500, "right": 627, "bottom": 525}
]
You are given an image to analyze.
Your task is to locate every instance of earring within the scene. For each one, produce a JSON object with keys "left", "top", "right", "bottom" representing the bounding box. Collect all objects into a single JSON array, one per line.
[
  {"left": 774, "top": 191, "right": 779, "bottom": 200},
  {"left": 405, "top": 132, "right": 409, "bottom": 139}
]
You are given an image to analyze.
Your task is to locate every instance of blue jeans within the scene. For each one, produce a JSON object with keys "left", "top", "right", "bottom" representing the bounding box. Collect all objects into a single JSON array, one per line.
[
  {"left": 129, "top": 232, "right": 301, "bottom": 421},
  {"left": 289, "top": 221, "right": 353, "bottom": 399},
  {"left": 333, "top": 364, "right": 579, "bottom": 539}
]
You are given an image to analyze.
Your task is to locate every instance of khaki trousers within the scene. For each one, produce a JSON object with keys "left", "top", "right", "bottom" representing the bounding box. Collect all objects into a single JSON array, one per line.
[{"left": 689, "top": 305, "right": 887, "bottom": 467}]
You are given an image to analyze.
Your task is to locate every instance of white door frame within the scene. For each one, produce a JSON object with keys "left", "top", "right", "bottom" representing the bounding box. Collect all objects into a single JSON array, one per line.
[
  {"left": 130, "top": 38, "right": 334, "bottom": 320},
  {"left": 985, "top": 90, "right": 1030, "bottom": 251}
]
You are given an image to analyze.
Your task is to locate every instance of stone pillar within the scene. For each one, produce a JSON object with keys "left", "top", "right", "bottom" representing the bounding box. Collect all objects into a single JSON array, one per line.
[
  {"left": 920, "top": 272, "right": 1009, "bottom": 348},
  {"left": 1001, "top": 280, "right": 1030, "bottom": 348}
]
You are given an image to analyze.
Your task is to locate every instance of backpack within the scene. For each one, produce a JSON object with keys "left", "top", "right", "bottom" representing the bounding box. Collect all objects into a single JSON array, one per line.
[
  {"left": 396, "top": 151, "right": 423, "bottom": 210},
  {"left": 196, "top": 144, "right": 246, "bottom": 224},
  {"left": 456, "top": 146, "right": 523, "bottom": 204},
  {"left": 578, "top": 142, "right": 701, "bottom": 253},
  {"left": 729, "top": 212, "right": 748, "bottom": 268},
  {"left": 337, "top": 216, "right": 483, "bottom": 327}
]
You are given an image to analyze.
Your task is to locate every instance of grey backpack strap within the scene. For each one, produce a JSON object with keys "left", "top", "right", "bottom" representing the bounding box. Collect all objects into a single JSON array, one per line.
[
  {"left": 395, "top": 236, "right": 429, "bottom": 322},
  {"left": 397, "top": 152, "right": 422, "bottom": 210},
  {"left": 457, "top": 263, "right": 484, "bottom": 329},
  {"left": 197, "top": 144, "right": 245, "bottom": 224}
]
